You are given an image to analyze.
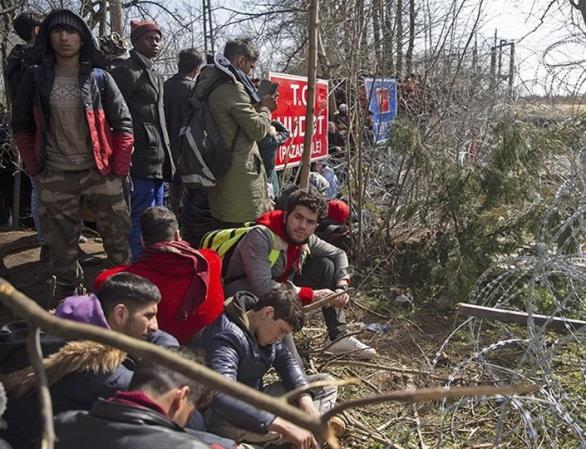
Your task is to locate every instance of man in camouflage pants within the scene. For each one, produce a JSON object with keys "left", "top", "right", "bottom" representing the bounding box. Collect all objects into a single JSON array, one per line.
[{"left": 11, "top": 10, "right": 134, "bottom": 301}]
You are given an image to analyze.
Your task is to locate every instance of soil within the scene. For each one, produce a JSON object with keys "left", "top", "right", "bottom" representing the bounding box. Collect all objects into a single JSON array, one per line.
[{"left": 0, "top": 227, "right": 112, "bottom": 321}]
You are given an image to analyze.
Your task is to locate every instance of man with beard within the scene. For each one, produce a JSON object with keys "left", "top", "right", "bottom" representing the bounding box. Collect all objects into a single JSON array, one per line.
[
  {"left": 222, "top": 190, "right": 376, "bottom": 359},
  {"left": 0, "top": 273, "right": 178, "bottom": 449}
]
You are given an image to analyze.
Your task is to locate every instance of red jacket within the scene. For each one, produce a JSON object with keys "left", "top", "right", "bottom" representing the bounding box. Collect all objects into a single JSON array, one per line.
[
  {"left": 95, "top": 241, "right": 224, "bottom": 344},
  {"left": 10, "top": 10, "right": 134, "bottom": 177}
]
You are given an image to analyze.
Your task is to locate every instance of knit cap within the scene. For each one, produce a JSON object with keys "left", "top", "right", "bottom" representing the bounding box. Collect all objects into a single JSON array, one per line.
[
  {"left": 56, "top": 294, "right": 111, "bottom": 329},
  {"left": 46, "top": 11, "right": 86, "bottom": 39},
  {"left": 327, "top": 199, "right": 350, "bottom": 224},
  {"left": 130, "top": 19, "right": 161, "bottom": 44}
]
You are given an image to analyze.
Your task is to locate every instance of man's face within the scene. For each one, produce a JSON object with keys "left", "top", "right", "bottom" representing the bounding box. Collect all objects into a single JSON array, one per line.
[
  {"left": 134, "top": 30, "right": 161, "bottom": 59},
  {"left": 50, "top": 25, "right": 82, "bottom": 59},
  {"left": 256, "top": 308, "right": 294, "bottom": 346},
  {"left": 121, "top": 302, "right": 159, "bottom": 339},
  {"left": 285, "top": 205, "right": 319, "bottom": 245},
  {"left": 235, "top": 55, "right": 257, "bottom": 77}
]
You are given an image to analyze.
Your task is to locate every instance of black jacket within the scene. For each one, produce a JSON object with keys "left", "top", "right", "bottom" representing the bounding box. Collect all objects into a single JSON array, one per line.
[
  {"left": 164, "top": 72, "right": 196, "bottom": 173},
  {"left": 10, "top": 9, "right": 134, "bottom": 177},
  {"left": 55, "top": 399, "right": 210, "bottom": 449},
  {"left": 111, "top": 49, "right": 174, "bottom": 180},
  {"left": 193, "top": 291, "right": 307, "bottom": 433},
  {"left": 4, "top": 43, "right": 34, "bottom": 103},
  {"left": 0, "top": 321, "right": 178, "bottom": 449}
]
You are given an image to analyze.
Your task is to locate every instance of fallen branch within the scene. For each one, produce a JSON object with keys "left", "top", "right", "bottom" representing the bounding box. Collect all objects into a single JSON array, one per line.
[
  {"left": 0, "top": 278, "right": 334, "bottom": 446},
  {"left": 321, "top": 384, "right": 540, "bottom": 422},
  {"left": 27, "top": 326, "right": 54, "bottom": 449},
  {"left": 457, "top": 303, "right": 586, "bottom": 333}
]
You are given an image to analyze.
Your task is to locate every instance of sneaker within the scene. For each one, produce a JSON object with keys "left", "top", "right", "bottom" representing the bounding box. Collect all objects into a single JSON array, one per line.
[{"left": 324, "top": 335, "right": 377, "bottom": 360}]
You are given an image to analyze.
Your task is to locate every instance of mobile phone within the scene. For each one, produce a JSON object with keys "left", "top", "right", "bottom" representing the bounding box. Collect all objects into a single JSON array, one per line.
[{"left": 258, "top": 79, "right": 279, "bottom": 96}]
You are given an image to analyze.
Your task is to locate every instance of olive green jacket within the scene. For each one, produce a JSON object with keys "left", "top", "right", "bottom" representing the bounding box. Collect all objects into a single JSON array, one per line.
[{"left": 195, "top": 66, "right": 272, "bottom": 223}]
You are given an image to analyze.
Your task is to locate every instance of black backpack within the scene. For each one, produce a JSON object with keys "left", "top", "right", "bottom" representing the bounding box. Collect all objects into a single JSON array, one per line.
[{"left": 177, "top": 78, "right": 240, "bottom": 188}]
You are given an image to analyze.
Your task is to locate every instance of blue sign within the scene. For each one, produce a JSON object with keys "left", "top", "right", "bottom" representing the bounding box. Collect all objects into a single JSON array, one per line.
[{"left": 363, "top": 77, "right": 397, "bottom": 143}]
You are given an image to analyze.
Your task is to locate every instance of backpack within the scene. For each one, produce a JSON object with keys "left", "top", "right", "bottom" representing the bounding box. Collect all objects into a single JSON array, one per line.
[
  {"left": 200, "top": 223, "right": 281, "bottom": 279},
  {"left": 176, "top": 78, "right": 240, "bottom": 188}
]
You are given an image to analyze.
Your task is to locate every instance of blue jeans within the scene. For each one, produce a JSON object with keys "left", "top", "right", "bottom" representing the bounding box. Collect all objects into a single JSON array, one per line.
[{"left": 129, "top": 177, "right": 164, "bottom": 260}]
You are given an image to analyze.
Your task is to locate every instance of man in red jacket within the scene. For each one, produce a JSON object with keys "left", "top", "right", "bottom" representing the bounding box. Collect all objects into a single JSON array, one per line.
[
  {"left": 11, "top": 10, "right": 134, "bottom": 300},
  {"left": 95, "top": 207, "right": 224, "bottom": 344}
]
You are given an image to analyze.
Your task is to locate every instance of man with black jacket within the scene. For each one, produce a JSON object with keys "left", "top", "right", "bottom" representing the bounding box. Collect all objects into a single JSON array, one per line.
[
  {"left": 111, "top": 20, "right": 175, "bottom": 261},
  {"left": 164, "top": 48, "right": 203, "bottom": 217},
  {"left": 55, "top": 348, "right": 228, "bottom": 449},
  {"left": 10, "top": 9, "right": 134, "bottom": 300},
  {"left": 194, "top": 287, "right": 337, "bottom": 448}
]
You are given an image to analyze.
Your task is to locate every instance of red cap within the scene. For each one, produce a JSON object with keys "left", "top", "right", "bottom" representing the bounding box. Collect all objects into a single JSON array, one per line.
[
  {"left": 327, "top": 200, "right": 350, "bottom": 224},
  {"left": 130, "top": 19, "right": 161, "bottom": 44}
]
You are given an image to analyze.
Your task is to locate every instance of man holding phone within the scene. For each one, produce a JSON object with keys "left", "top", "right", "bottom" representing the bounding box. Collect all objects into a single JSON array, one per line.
[{"left": 191, "top": 38, "right": 277, "bottom": 231}]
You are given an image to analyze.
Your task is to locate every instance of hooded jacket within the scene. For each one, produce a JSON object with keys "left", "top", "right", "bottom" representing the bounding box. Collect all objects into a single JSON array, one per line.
[
  {"left": 194, "top": 59, "right": 272, "bottom": 223},
  {"left": 193, "top": 291, "right": 307, "bottom": 433},
  {"left": 224, "top": 210, "right": 350, "bottom": 304},
  {"left": 0, "top": 295, "right": 178, "bottom": 449},
  {"left": 93, "top": 241, "right": 224, "bottom": 344},
  {"left": 111, "top": 49, "right": 174, "bottom": 181},
  {"left": 55, "top": 395, "right": 223, "bottom": 449},
  {"left": 10, "top": 9, "right": 134, "bottom": 177}
]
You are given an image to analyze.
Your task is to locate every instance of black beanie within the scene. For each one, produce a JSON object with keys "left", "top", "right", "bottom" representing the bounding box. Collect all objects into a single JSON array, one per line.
[{"left": 47, "top": 12, "right": 86, "bottom": 40}]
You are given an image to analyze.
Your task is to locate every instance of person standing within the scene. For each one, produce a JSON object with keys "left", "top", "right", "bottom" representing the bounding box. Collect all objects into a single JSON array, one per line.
[
  {"left": 11, "top": 9, "right": 134, "bottom": 300},
  {"left": 164, "top": 48, "right": 203, "bottom": 217},
  {"left": 111, "top": 20, "right": 175, "bottom": 260}
]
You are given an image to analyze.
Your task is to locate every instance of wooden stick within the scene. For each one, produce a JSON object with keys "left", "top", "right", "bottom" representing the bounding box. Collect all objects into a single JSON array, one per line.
[
  {"left": 0, "top": 278, "right": 332, "bottom": 445},
  {"left": 321, "top": 384, "right": 540, "bottom": 422},
  {"left": 27, "top": 326, "right": 54, "bottom": 449},
  {"left": 303, "top": 289, "right": 351, "bottom": 313},
  {"left": 457, "top": 303, "right": 586, "bottom": 333}
]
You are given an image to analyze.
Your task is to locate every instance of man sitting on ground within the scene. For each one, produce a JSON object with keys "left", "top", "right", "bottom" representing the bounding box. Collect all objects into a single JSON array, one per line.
[
  {"left": 0, "top": 273, "right": 177, "bottom": 449},
  {"left": 55, "top": 347, "right": 230, "bottom": 449},
  {"left": 95, "top": 207, "right": 224, "bottom": 344},
  {"left": 194, "top": 286, "right": 337, "bottom": 448},
  {"left": 223, "top": 189, "right": 376, "bottom": 359}
]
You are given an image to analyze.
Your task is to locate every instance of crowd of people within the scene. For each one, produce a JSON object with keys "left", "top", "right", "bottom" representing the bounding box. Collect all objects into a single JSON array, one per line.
[{"left": 0, "top": 8, "right": 372, "bottom": 449}]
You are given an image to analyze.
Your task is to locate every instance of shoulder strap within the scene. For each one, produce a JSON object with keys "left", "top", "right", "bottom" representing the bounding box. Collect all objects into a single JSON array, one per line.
[{"left": 91, "top": 68, "right": 106, "bottom": 95}]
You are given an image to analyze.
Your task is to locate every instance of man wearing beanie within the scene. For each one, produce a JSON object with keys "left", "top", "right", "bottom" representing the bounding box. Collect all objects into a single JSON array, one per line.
[
  {"left": 11, "top": 9, "right": 134, "bottom": 302},
  {"left": 111, "top": 20, "right": 175, "bottom": 261}
]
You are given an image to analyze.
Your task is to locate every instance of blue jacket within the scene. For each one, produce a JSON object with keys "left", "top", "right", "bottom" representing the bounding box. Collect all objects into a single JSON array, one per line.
[{"left": 193, "top": 291, "right": 307, "bottom": 433}]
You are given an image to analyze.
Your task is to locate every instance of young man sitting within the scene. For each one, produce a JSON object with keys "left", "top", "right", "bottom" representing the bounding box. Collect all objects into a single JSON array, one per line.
[
  {"left": 0, "top": 273, "right": 177, "bottom": 449},
  {"left": 194, "top": 286, "right": 337, "bottom": 448},
  {"left": 55, "top": 347, "right": 232, "bottom": 449},
  {"left": 95, "top": 207, "right": 224, "bottom": 344},
  {"left": 223, "top": 189, "right": 376, "bottom": 359}
]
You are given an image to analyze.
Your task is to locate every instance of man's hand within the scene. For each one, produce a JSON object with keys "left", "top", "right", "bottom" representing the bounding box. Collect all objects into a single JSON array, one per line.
[
  {"left": 298, "top": 394, "right": 320, "bottom": 419},
  {"left": 269, "top": 417, "right": 319, "bottom": 449},
  {"left": 313, "top": 288, "right": 349, "bottom": 308},
  {"left": 257, "top": 94, "right": 278, "bottom": 112}
]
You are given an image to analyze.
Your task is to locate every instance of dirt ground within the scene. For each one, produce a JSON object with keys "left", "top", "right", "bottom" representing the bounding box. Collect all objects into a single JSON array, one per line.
[{"left": 0, "top": 227, "right": 112, "bottom": 320}]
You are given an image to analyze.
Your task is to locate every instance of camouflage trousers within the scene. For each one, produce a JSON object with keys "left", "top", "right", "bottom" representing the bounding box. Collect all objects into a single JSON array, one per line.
[{"left": 35, "top": 168, "right": 131, "bottom": 287}]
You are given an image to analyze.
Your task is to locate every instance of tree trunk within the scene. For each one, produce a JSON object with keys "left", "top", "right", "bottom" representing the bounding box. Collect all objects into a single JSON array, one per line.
[
  {"left": 110, "top": 0, "right": 123, "bottom": 34},
  {"left": 406, "top": 0, "right": 415, "bottom": 74},
  {"left": 396, "top": 0, "right": 403, "bottom": 78},
  {"left": 299, "top": 0, "right": 320, "bottom": 189},
  {"left": 383, "top": 0, "right": 394, "bottom": 74},
  {"left": 372, "top": 0, "right": 383, "bottom": 67}
]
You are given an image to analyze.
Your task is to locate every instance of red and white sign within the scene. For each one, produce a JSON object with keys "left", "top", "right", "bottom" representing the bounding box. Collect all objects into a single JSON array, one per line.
[{"left": 268, "top": 72, "right": 329, "bottom": 171}]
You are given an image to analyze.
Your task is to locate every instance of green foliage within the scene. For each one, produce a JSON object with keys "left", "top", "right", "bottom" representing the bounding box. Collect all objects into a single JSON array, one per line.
[{"left": 364, "top": 114, "right": 582, "bottom": 304}]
